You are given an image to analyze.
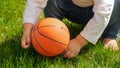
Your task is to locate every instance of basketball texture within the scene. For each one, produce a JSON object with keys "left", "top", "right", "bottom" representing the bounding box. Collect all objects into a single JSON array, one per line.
[{"left": 31, "top": 18, "right": 70, "bottom": 57}]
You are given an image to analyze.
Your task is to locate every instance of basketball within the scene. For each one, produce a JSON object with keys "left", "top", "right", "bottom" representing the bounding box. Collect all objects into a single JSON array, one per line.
[{"left": 31, "top": 18, "right": 70, "bottom": 57}]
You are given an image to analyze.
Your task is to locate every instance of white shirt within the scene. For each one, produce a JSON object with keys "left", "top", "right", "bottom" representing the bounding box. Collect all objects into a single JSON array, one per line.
[{"left": 23, "top": 0, "right": 114, "bottom": 44}]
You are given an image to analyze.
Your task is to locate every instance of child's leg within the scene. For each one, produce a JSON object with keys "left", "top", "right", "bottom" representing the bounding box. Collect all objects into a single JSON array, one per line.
[
  {"left": 43, "top": 0, "right": 65, "bottom": 20},
  {"left": 44, "top": 0, "right": 93, "bottom": 24},
  {"left": 102, "top": 0, "right": 120, "bottom": 50}
]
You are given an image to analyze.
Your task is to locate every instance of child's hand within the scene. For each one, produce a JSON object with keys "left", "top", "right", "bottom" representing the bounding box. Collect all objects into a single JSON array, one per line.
[
  {"left": 64, "top": 35, "right": 88, "bottom": 58},
  {"left": 63, "top": 39, "right": 82, "bottom": 58},
  {"left": 21, "top": 23, "right": 33, "bottom": 49}
]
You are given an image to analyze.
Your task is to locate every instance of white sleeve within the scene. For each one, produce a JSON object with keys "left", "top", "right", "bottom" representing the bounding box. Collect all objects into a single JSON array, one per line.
[
  {"left": 80, "top": 0, "right": 114, "bottom": 44},
  {"left": 23, "top": 0, "right": 48, "bottom": 25}
]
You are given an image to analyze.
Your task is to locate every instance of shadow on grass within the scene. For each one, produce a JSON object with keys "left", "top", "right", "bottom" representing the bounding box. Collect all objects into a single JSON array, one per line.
[
  {"left": 0, "top": 35, "right": 81, "bottom": 67},
  {"left": 0, "top": 21, "right": 96, "bottom": 67}
]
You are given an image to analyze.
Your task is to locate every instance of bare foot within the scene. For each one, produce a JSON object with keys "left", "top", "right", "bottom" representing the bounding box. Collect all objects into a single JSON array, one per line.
[{"left": 103, "top": 38, "right": 119, "bottom": 51}]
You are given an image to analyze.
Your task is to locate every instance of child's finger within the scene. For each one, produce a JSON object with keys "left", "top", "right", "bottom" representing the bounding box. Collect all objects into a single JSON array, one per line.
[
  {"left": 64, "top": 49, "right": 74, "bottom": 58},
  {"left": 21, "top": 37, "right": 26, "bottom": 48}
]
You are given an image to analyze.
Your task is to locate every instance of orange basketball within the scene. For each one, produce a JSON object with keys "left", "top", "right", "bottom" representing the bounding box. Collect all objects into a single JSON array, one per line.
[{"left": 31, "top": 18, "right": 70, "bottom": 57}]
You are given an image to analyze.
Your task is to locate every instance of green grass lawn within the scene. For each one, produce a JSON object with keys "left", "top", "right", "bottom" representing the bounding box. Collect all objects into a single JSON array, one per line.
[{"left": 0, "top": 0, "right": 120, "bottom": 68}]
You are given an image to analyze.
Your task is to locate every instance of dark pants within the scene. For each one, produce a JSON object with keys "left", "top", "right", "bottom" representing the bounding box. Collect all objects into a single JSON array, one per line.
[{"left": 44, "top": 0, "right": 120, "bottom": 39}]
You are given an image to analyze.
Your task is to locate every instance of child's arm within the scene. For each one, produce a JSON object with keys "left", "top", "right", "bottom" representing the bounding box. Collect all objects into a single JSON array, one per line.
[
  {"left": 21, "top": 0, "right": 47, "bottom": 49},
  {"left": 80, "top": 0, "right": 114, "bottom": 44},
  {"left": 23, "top": 0, "right": 47, "bottom": 25},
  {"left": 64, "top": 0, "right": 114, "bottom": 58}
]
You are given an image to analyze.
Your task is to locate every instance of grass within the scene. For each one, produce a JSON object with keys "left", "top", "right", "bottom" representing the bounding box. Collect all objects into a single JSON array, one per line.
[{"left": 0, "top": 0, "right": 120, "bottom": 68}]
